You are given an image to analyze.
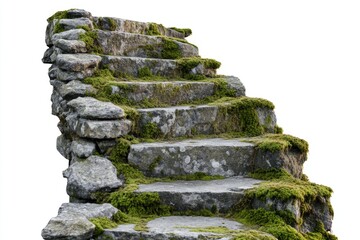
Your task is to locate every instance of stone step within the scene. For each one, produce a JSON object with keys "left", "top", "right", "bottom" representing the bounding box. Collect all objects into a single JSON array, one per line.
[
  {"left": 51, "top": 29, "right": 198, "bottom": 58},
  {"left": 101, "top": 55, "right": 219, "bottom": 79},
  {"left": 135, "top": 99, "right": 276, "bottom": 138},
  {"left": 128, "top": 138, "right": 305, "bottom": 178},
  {"left": 52, "top": 54, "right": 220, "bottom": 81},
  {"left": 136, "top": 177, "right": 261, "bottom": 213},
  {"left": 99, "top": 77, "right": 245, "bottom": 107},
  {"left": 46, "top": 9, "right": 187, "bottom": 46},
  {"left": 100, "top": 216, "right": 275, "bottom": 240}
]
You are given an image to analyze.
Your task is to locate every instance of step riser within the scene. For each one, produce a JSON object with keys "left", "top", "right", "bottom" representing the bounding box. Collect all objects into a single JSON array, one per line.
[
  {"left": 128, "top": 139, "right": 305, "bottom": 178},
  {"left": 101, "top": 56, "right": 216, "bottom": 78},
  {"left": 136, "top": 106, "right": 276, "bottom": 138}
]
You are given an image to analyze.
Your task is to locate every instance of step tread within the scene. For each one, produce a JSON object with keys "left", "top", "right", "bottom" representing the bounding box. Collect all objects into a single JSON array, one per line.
[
  {"left": 137, "top": 176, "right": 261, "bottom": 193},
  {"left": 102, "top": 216, "right": 275, "bottom": 239}
]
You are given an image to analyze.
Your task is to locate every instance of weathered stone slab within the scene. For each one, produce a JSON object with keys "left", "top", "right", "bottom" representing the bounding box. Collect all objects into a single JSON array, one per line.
[
  {"left": 100, "top": 216, "right": 276, "bottom": 240},
  {"left": 128, "top": 139, "right": 254, "bottom": 177},
  {"left": 51, "top": 29, "right": 86, "bottom": 43},
  {"left": 58, "top": 18, "right": 94, "bottom": 31},
  {"left": 93, "top": 17, "right": 186, "bottom": 39},
  {"left": 101, "top": 55, "right": 216, "bottom": 78},
  {"left": 57, "top": 80, "right": 97, "bottom": 100},
  {"left": 67, "top": 97, "right": 125, "bottom": 120},
  {"left": 128, "top": 138, "right": 305, "bottom": 178},
  {"left": 67, "top": 116, "right": 132, "bottom": 139},
  {"left": 56, "top": 54, "right": 101, "bottom": 72},
  {"left": 63, "top": 156, "right": 123, "bottom": 200},
  {"left": 136, "top": 177, "right": 261, "bottom": 213},
  {"left": 42, "top": 203, "right": 117, "bottom": 240},
  {"left": 95, "top": 30, "right": 198, "bottom": 58},
  {"left": 135, "top": 104, "right": 276, "bottom": 138},
  {"left": 54, "top": 39, "right": 87, "bottom": 53},
  {"left": 70, "top": 138, "right": 96, "bottom": 158}
]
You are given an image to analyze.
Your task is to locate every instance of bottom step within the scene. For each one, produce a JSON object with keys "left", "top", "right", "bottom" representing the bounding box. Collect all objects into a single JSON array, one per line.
[{"left": 100, "top": 216, "right": 276, "bottom": 240}]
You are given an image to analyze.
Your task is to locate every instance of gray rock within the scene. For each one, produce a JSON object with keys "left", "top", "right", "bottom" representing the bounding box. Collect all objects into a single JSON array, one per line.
[
  {"left": 42, "top": 203, "right": 117, "bottom": 240},
  {"left": 128, "top": 138, "right": 254, "bottom": 177},
  {"left": 66, "top": 9, "right": 92, "bottom": 19},
  {"left": 137, "top": 177, "right": 261, "bottom": 213},
  {"left": 51, "top": 29, "right": 86, "bottom": 42},
  {"left": 136, "top": 104, "right": 276, "bottom": 138},
  {"left": 67, "top": 97, "right": 125, "bottom": 120},
  {"left": 48, "top": 65, "right": 58, "bottom": 79},
  {"left": 223, "top": 76, "right": 246, "bottom": 97},
  {"left": 96, "top": 30, "right": 198, "bottom": 58},
  {"left": 43, "top": 47, "right": 62, "bottom": 64},
  {"left": 63, "top": 156, "right": 123, "bottom": 200},
  {"left": 58, "top": 18, "right": 94, "bottom": 31},
  {"left": 67, "top": 116, "right": 132, "bottom": 139},
  {"left": 70, "top": 139, "right": 96, "bottom": 158},
  {"left": 129, "top": 138, "right": 305, "bottom": 178},
  {"left": 100, "top": 216, "right": 275, "bottom": 240},
  {"left": 54, "top": 39, "right": 87, "bottom": 53},
  {"left": 96, "top": 139, "right": 117, "bottom": 154},
  {"left": 56, "top": 68, "right": 96, "bottom": 81},
  {"left": 56, "top": 54, "right": 101, "bottom": 72},
  {"left": 58, "top": 80, "right": 97, "bottom": 100},
  {"left": 56, "top": 134, "right": 72, "bottom": 160},
  {"left": 45, "top": 20, "right": 56, "bottom": 46},
  {"left": 51, "top": 90, "right": 68, "bottom": 117},
  {"left": 109, "top": 81, "right": 214, "bottom": 106}
]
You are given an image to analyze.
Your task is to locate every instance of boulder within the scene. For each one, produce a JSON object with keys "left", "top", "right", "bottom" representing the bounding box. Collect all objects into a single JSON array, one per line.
[
  {"left": 63, "top": 156, "right": 123, "bottom": 200},
  {"left": 56, "top": 54, "right": 101, "bottom": 72},
  {"left": 70, "top": 139, "right": 96, "bottom": 158},
  {"left": 67, "top": 97, "right": 125, "bottom": 120},
  {"left": 54, "top": 39, "right": 87, "bottom": 53},
  {"left": 58, "top": 80, "right": 97, "bottom": 100}
]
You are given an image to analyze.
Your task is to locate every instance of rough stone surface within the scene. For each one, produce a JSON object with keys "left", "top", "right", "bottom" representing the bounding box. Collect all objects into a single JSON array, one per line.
[
  {"left": 56, "top": 134, "right": 72, "bottom": 160},
  {"left": 67, "top": 97, "right": 125, "bottom": 120},
  {"left": 56, "top": 54, "right": 101, "bottom": 72},
  {"left": 54, "top": 39, "right": 87, "bottom": 53},
  {"left": 56, "top": 67, "right": 96, "bottom": 81},
  {"left": 58, "top": 80, "right": 97, "bottom": 100},
  {"left": 109, "top": 81, "right": 214, "bottom": 106},
  {"left": 42, "top": 203, "right": 117, "bottom": 240},
  {"left": 128, "top": 138, "right": 255, "bottom": 177},
  {"left": 101, "top": 55, "right": 216, "bottom": 78},
  {"left": 96, "top": 30, "right": 198, "bottom": 58},
  {"left": 59, "top": 18, "right": 94, "bottom": 31},
  {"left": 70, "top": 139, "right": 96, "bottom": 158},
  {"left": 137, "top": 177, "right": 262, "bottom": 212},
  {"left": 129, "top": 138, "right": 305, "bottom": 179},
  {"left": 223, "top": 76, "right": 246, "bottom": 97},
  {"left": 51, "top": 29, "right": 87, "bottom": 43},
  {"left": 42, "top": 46, "right": 62, "bottom": 63},
  {"left": 63, "top": 156, "right": 123, "bottom": 200},
  {"left": 136, "top": 104, "right": 276, "bottom": 138},
  {"left": 100, "top": 216, "right": 275, "bottom": 240}
]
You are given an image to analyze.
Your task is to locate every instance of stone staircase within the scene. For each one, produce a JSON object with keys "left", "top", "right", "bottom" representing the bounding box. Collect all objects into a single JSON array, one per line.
[{"left": 41, "top": 9, "right": 336, "bottom": 240}]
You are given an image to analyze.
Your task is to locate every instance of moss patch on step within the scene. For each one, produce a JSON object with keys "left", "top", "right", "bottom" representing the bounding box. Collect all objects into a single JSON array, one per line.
[
  {"left": 47, "top": 10, "right": 71, "bottom": 22},
  {"left": 177, "top": 57, "right": 221, "bottom": 80},
  {"left": 79, "top": 30, "right": 103, "bottom": 54},
  {"left": 231, "top": 169, "right": 336, "bottom": 240},
  {"left": 170, "top": 27, "right": 192, "bottom": 37}
]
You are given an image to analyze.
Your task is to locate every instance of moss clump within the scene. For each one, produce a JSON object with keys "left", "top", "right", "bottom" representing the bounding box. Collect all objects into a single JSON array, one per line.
[
  {"left": 161, "top": 38, "right": 181, "bottom": 59},
  {"left": 53, "top": 20, "right": 65, "bottom": 34},
  {"left": 97, "top": 17, "right": 117, "bottom": 31},
  {"left": 247, "top": 134, "right": 309, "bottom": 154},
  {"left": 138, "top": 67, "right": 153, "bottom": 78},
  {"left": 90, "top": 217, "right": 118, "bottom": 237},
  {"left": 169, "top": 27, "right": 192, "bottom": 37},
  {"left": 146, "top": 23, "right": 161, "bottom": 35},
  {"left": 47, "top": 10, "right": 70, "bottom": 22},
  {"left": 177, "top": 57, "right": 221, "bottom": 80},
  {"left": 211, "top": 97, "right": 275, "bottom": 136},
  {"left": 140, "top": 122, "right": 162, "bottom": 139},
  {"left": 109, "top": 138, "right": 132, "bottom": 163},
  {"left": 79, "top": 30, "right": 103, "bottom": 54}
]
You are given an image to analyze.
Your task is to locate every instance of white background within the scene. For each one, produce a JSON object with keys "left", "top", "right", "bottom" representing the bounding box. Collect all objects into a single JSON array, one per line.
[{"left": 0, "top": 0, "right": 359, "bottom": 239}]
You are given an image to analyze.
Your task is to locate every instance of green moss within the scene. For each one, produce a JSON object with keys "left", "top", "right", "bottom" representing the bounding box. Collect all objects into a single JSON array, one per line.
[
  {"left": 146, "top": 23, "right": 161, "bottom": 35},
  {"left": 169, "top": 27, "right": 192, "bottom": 37},
  {"left": 53, "top": 20, "right": 65, "bottom": 34},
  {"left": 138, "top": 67, "right": 153, "bottom": 78},
  {"left": 141, "top": 122, "right": 162, "bottom": 139},
  {"left": 98, "top": 17, "right": 117, "bottom": 31},
  {"left": 177, "top": 57, "right": 221, "bottom": 80},
  {"left": 161, "top": 38, "right": 181, "bottom": 59},
  {"left": 79, "top": 30, "right": 103, "bottom": 54},
  {"left": 47, "top": 10, "right": 70, "bottom": 22},
  {"left": 249, "top": 168, "right": 293, "bottom": 181},
  {"left": 149, "top": 156, "right": 162, "bottom": 171},
  {"left": 109, "top": 138, "right": 132, "bottom": 163},
  {"left": 90, "top": 217, "right": 118, "bottom": 237},
  {"left": 247, "top": 134, "right": 309, "bottom": 154}
]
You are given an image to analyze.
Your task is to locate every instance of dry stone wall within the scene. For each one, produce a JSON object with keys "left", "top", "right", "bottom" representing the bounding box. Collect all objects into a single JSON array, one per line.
[{"left": 41, "top": 9, "right": 337, "bottom": 240}]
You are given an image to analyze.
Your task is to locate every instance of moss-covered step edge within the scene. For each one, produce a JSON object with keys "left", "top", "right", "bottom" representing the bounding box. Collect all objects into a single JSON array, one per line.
[
  {"left": 46, "top": 9, "right": 189, "bottom": 47},
  {"left": 50, "top": 28, "right": 198, "bottom": 59},
  {"left": 53, "top": 54, "right": 221, "bottom": 81},
  {"left": 130, "top": 97, "right": 277, "bottom": 139},
  {"left": 90, "top": 168, "right": 336, "bottom": 240},
  {"left": 84, "top": 75, "right": 244, "bottom": 108}
]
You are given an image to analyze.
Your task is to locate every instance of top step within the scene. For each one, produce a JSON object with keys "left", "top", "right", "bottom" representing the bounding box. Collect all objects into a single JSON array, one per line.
[{"left": 46, "top": 9, "right": 190, "bottom": 47}]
